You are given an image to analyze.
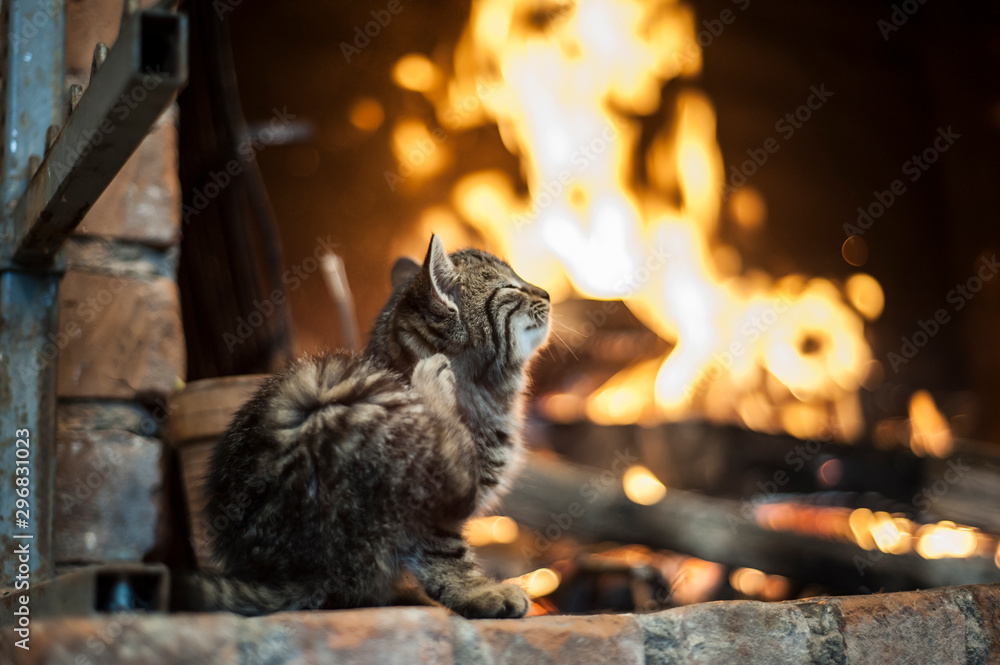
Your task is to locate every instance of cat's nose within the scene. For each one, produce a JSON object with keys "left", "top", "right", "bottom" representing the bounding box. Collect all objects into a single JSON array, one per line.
[{"left": 530, "top": 285, "right": 550, "bottom": 301}]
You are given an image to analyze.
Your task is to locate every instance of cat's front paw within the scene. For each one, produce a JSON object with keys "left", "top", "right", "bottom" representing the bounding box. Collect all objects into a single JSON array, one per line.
[
  {"left": 412, "top": 354, "right": 457, "bottom": 404},
  {"left": 451, "top": 582, "right": 530, "bottom": 619}
]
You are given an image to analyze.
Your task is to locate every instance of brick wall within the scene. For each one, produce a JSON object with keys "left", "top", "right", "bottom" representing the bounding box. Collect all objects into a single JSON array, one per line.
[{"left": 53, "top": 0, "right": 185, "bottom": 565}]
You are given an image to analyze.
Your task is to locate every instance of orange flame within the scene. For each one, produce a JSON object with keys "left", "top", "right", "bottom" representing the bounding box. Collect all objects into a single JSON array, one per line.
[
  {"left": 908, "top": 390, "right": 954, "bottom": 458},
  {"left": 405, "top": 0, "right": 879, "bottom": 440}
]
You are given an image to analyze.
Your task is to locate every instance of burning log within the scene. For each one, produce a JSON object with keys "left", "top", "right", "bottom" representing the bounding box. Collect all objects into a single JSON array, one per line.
[{"left": 499, "top": 450, "right": 1000, "bottom": 594}]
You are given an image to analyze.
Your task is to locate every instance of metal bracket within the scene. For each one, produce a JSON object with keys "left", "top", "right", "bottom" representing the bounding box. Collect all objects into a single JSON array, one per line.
[
  {"left": 8, "top": 9, "right": 188, "bottom": 267},
  {"left": 0, "top": 563, "right": 169, "bottom": 627}
]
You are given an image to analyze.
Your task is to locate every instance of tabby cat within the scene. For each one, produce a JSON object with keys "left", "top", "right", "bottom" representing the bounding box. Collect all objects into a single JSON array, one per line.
[{"left": 194, "top": 235, "right": 550, "bottom": 619}]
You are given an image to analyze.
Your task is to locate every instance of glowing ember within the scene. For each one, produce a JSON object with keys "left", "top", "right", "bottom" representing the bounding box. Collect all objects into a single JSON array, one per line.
[
  {"left": 392, "top": 53, "right": 441, "bottom": 92},
  {"left": 729, "top": 567, "right": 790, "bottom": 601},
  {"left": 506, "top": 567, "right": 562, "bottom": 598},
  {"left": 908, "top": 390, "right": 954, "bottom": 458},
  {"left": 728, "top": 187, "right": 767, "bottom": 231},
  {"left": 622, "top": 464, "right": 668, "bottom": 505},
  {"left": 670, "top": 557, "right": 726, "bottom": 605},
  {"left": 729, "top": 567, "right": 766, "bottom": 596},
  {"left": 348, "top": 97, "right": 385, "bottom": 131},
  {"left": 762, "top": 502, "right": 998, "bottom": 565},
  {"left": 391, "top": 118, "right": 450, "bottom": 181},
  {"left": 845, "top": 273, "right": 885, "bottom": 321},
  {"left": 869, "top": 512, "right": 913, "bottom": 555},
  {"left": 408, "top": 0, "right": 879, "bottom": 439},
  {"left": 915, "top": 522, "right": 978, "bottom": 559},
  {"left": 465, "top": 516, "right": 520, "bottom": 546}
]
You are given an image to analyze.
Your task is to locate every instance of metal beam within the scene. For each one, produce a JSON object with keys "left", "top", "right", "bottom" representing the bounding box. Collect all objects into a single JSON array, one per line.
[
  {"left": 0, "top": 273, "right": 60, "bottom": 588},
  {"left": 0, "top": 0, "right": 66, "bottom": 590},
  {"left": 10, "top": 9, "right": 188, "bottom": 266},
  {"left": 0, "top": 0, "right": 65, "bottom": 228}
]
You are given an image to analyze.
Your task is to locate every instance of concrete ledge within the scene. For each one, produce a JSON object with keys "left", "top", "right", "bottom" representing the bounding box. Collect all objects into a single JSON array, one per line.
[{"left": 3, "top": 584, "right": 997, "bottom": 664}]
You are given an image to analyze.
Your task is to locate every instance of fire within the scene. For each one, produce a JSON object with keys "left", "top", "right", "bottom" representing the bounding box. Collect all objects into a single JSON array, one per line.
[
  {"left": 392, "top": 53, "right": 442, "bottom": 92},
  {"left": 728, "top": 567, "right": 791, "bottom": 601},
  {"left": 465, "top": 515, "right": 521, "bottom": 546},
  {"left": 391, "top": 118, "right": 450, "bottom": 180},
  {"left": 761, "top": 503, "right": 999, "bottom": 566},
  {"left": 914, "top": 522, "right": 978, "bottom": 560},
  {"left": 348, "top": 98, "right": 385, "bottom": 131},
  {"left": 622, "top": 464, "right": 668, "bottom": 505},
  {"left": 729, "top": 567, "right": 766, "bottom": 596},
  {"left": 403, "top": 0, "right": 880, "bottom": 439},
  {"left": 506, "top": 567, "right": 562, "bottom": 598},
  {"left": 908, "top": 390, "right": 954, "bottom": 457}
]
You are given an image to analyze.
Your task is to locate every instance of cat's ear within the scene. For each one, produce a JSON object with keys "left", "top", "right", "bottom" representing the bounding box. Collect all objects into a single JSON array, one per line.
[
  {"left": 422, "top": 234, "right": 458, "bottom": 310},
  {"left": 391, "top": 257, "right": 420, "bottom": 290}
]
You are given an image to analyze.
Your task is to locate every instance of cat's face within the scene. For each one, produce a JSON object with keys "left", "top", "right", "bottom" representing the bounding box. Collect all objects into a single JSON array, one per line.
[{"left": 391, "top": 236, "right": 550, "bottom": 371}]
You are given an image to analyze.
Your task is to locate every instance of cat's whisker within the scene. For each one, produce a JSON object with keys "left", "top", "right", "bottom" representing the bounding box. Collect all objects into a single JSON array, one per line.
[
  {"left": 549, "top": 316, "right": 585, "bottom": 337},
  {"left": 546, "top": 328, "right": 578, "bottom": 361}
]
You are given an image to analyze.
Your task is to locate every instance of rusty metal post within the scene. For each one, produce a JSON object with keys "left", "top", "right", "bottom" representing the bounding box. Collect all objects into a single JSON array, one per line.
[{"left": 0, "top": 0, "right": 66, "bottom": 589}]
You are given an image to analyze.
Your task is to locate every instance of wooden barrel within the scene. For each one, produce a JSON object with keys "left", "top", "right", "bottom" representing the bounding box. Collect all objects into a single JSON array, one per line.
[{"left": 169, "top": 374, "right": 267, "bottom": 570}]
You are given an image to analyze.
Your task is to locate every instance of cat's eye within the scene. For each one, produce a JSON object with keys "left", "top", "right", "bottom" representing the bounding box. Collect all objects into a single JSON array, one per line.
[{"left": 503, "top": 283, "right": 529, "bottom": 298}]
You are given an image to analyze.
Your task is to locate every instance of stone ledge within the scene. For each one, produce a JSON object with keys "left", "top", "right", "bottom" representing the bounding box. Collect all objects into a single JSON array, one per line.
[{"left": 2, "top": 584, "right": 997, "bottom": 664}]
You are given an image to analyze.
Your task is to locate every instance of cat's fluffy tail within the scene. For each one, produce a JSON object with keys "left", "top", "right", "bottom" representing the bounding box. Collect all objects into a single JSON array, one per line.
[
  {"left": 172, "top": 570, "right": 313, "bottom": 616},
  {"left": 265, "top": 355, "right": 403, "bottom": 449}
]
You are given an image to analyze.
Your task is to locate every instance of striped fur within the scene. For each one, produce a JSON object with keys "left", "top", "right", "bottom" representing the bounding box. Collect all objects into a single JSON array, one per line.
[{"left": 198, "top": 236, "right": 549, "bottom": 618}]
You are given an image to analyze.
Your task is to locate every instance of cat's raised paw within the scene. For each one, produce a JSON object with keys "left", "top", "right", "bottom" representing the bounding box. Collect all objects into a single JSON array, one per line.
[
  {"left": 452, "top": 582, "right": 530, "bottom": 619},
  {"left": 412, "top": 354, "right": 457, "bottom": 402}
]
